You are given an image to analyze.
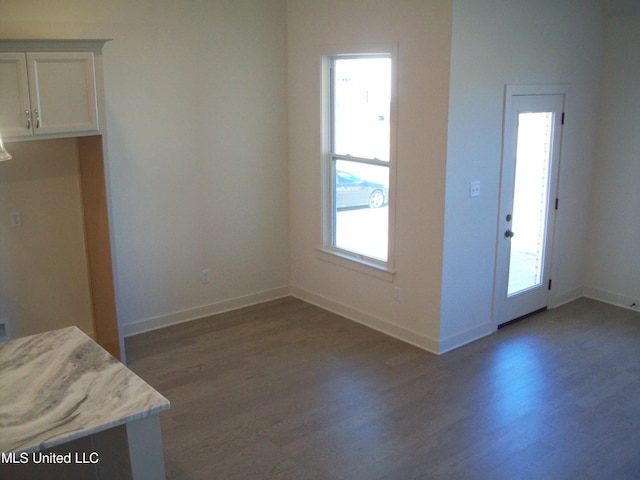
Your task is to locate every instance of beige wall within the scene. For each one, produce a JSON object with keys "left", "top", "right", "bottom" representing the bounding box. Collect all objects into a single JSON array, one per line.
[
  {"left": 585, "top": 15, "right": 640, "bottom": 309},
  {"left": 288, "top": 0, "right": 453, "bottom": 351},
  {"left": 0, "top": 139, "right": 93, "bottom": 338},
  {"left": 0, "top": 0, "right": 290, "bottom": 336},
  {"left": 2, "top": 0, "right": 628, "bottom": 353},
  {"left": 288, "top": 0, "right": 605, "bottom": 353},
  {"left": 442, "top": 0, "right": 604, "bottom": 349}
]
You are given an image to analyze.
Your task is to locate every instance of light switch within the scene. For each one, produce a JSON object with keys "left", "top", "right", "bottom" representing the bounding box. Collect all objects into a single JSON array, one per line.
[{"left": 470, "top": 181, "right": 481, "bottom": 197}]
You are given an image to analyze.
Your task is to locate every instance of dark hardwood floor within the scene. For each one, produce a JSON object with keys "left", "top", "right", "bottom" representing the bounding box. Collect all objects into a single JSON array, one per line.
[{"left": 125, "top": 297, "right": 640, "bottom": 479}]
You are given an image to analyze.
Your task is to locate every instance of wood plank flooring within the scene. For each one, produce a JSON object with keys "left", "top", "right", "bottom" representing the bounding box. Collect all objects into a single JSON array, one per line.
[{"left": 125, "top": 297, "right": 640, "bottom": 479}]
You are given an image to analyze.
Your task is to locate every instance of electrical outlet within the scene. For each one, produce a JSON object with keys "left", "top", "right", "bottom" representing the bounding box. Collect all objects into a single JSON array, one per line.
[
  {"left": 10, "top": 212, "right": 21, "bottom": 227},
  {"left": 394, "top": 287, "right": 401, "bottom": 302},
  {"left": 0, "top": 318, "right": 10, "bottom": 342},
  {"left": 201, "top": 269, "right": 210, "bottom": 284}
]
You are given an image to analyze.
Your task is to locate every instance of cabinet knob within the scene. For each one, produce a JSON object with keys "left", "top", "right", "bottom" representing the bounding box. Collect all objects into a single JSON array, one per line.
[
  {"left": 25, "top": 110, "right": 31, "bottom": 130},
  {"left": 35, "top": 109, "right": 40, "bottom": 129}
]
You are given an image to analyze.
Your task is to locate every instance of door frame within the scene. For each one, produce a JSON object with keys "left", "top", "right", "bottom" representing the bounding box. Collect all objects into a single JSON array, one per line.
[{"left": 493, "top": 83, "right": 568, "bottom": 326}]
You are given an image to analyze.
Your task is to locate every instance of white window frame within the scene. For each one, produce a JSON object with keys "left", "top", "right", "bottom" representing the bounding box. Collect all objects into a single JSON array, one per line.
[{"left": 317, "top": 45, "right": 398, "bottom": 281}]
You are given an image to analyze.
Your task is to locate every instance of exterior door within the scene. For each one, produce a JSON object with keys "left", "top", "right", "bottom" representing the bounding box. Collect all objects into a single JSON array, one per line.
[{"left": 494, "top": 86, "right": 564, "bottom": 325}]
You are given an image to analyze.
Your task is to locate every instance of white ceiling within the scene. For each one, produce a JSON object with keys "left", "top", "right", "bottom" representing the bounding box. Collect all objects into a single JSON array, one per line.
[{"left": 599, "top": 0, "right": 640, "bottom": 16}]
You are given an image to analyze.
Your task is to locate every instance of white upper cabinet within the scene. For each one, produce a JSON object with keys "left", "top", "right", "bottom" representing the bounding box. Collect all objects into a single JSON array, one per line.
[
  {"left": 0, "top": 53, "right": 31, "bottom": 138},
  {"left": 27, "top": 52, "right": 99, "bottom": 137},
  {"left": 1, "top": 42, "right": 104, "bottom": 141}
]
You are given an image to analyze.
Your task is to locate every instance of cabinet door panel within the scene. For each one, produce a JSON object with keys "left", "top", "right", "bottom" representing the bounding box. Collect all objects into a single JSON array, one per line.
[
  {"left": 27, "top": 52, "right": 99, "bottom": 136},
  {"left": 0, "top": 53, "right": 32, "bottom": 139}
]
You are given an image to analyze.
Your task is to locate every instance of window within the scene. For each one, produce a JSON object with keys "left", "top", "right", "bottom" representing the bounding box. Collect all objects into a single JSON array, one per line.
[{"left": 323, "top": 53, "right": 395, "bottom": 272}]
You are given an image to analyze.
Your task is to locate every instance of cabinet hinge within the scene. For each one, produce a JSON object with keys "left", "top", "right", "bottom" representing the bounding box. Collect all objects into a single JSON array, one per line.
[
  {"left": 561, "top": 112, "right": 565, "bottom": 125},
  {"left": 548, "top": 279, "right": 552, "bottom": 290}
]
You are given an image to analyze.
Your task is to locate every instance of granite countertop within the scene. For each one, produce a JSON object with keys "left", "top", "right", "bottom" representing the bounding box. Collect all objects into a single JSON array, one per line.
[{"left": 0, "top": 326, "right": 170, "bottom": 453}]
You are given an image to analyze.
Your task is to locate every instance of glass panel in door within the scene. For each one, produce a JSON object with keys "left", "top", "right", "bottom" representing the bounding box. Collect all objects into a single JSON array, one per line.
[{"left": 507, "top": 111, "right": 554, "bottom": 296}]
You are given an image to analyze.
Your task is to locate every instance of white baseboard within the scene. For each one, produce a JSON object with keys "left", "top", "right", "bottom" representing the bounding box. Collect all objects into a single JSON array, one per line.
[
  {"left": 583, "top": 286, "right": 640, "bottom": 312},
  {"left": 550, "top": 287, "right": 584, "bottom": 308},
  {"left": 438, "top": 322, "right": 496, "bottom": 354},
  {"left": 122, "top": 286, "right": 291, "bottom": 337},
  {"left": 122, "top": 284, "right": 607, "bottom": 354},
  {"left": 290, "top": 286, "right": 441, "bottom": 354}
]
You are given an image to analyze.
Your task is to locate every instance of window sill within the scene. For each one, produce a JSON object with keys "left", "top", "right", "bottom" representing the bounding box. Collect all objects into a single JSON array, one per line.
[{"left": 315, "top": 247, "right": 396, "bottom": 282}]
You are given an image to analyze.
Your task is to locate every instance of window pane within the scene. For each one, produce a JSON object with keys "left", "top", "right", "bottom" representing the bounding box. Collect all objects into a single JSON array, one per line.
[
  {"left": 334, "top": 159, "right": 389, "bottom": 261},
  {"left": 333, "top": 57, "right": 391, "bottom": 161}
]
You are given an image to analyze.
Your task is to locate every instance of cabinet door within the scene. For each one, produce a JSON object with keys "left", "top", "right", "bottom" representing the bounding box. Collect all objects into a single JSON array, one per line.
[
  {"left": 27, "top": 52, "right": 99, "bottom": 136},
  {"left": 0, "top": 53, "right": 32, "bottom": 139}
]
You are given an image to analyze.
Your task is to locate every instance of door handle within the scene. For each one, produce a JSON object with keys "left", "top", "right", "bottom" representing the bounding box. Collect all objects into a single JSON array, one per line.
[{"left": 505, "top": 229, "right": 515, "bottom": 238}]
